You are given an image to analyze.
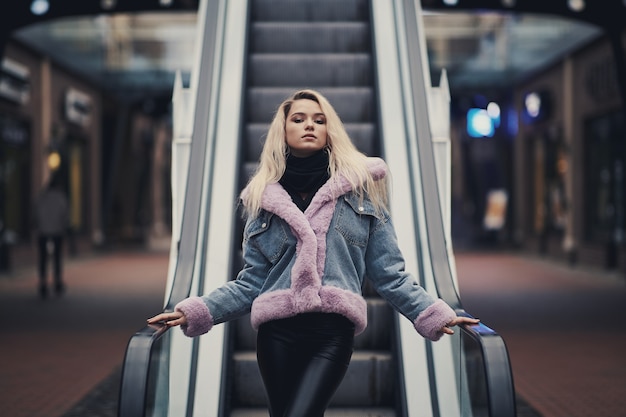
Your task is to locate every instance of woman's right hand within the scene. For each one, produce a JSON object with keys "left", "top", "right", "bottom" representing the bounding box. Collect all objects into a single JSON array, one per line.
[{"left": 147, "top": 311, "right": 188, "bottom": 327}]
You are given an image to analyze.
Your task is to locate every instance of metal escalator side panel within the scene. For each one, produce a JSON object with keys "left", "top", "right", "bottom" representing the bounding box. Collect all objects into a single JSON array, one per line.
[
  {"left": 188, "top": 0, "right": 249, "bottom": 415},
  {"left": 371, "top": 0, "right": 480, "bottom": 416},
  {"left": 394, "top": 1, "right": 468, "bottom": 414},
  {"left": 166, "top": 0, "right": 223, "bottom": 310},
  {"left": 373, "top": 0, "right": 518, "bottom": 415},
  {"left": 372, "top": 1, "right": 440, "bottom": 416},
  {"left": 165, "top": 71, "right": 192, "bottom": 305},
  {"left": 396, "top": 1, "right": 517, "bottom": 415},
  {"left": 118, "top": 0, "right": 225, "bottom": 415},
  {"left": 397, "top": 0, "right": 460, "bottom": 310},
  {"left": 164, "top": 0, "right": 234, "bottom": 415}
]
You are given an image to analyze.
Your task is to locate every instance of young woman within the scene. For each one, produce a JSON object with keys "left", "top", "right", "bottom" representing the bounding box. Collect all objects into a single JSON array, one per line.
[{"left": 148, "top": 89, "right": 478, "bottom": 416}]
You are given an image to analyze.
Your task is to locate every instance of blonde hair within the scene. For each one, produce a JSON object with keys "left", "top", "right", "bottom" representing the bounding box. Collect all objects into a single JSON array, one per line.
[{"left": 241, "top": 89, "right": 388, "bottom": 217}]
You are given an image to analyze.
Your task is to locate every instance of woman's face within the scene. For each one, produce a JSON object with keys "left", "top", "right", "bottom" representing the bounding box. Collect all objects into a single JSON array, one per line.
[{"left": 285, "top": 99, "right": 328, "bottom": 157}]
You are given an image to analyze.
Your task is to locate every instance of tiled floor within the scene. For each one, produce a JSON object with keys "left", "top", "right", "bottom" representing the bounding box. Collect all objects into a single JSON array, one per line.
[
  {"left": 1, "top": 249, "right": 624, "bottom": 417},
  {"left": 455, "top": 251, "right": 626, "bottom": 417},
  {"left": 0, "top": 251, "right": 169, "bottom": 417}
]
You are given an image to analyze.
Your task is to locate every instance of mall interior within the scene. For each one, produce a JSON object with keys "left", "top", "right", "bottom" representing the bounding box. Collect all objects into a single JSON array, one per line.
[
  {"left": 0, "top": 1, "right": 624, "bottom": 416},
  {"left": 0, "top": 0, "right": 624, "bottom": 275}
]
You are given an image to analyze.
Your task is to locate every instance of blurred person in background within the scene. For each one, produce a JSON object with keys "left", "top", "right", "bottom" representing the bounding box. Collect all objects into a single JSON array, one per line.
[{"left": 33, "top": 172, "right": 68, "bottom": 298}]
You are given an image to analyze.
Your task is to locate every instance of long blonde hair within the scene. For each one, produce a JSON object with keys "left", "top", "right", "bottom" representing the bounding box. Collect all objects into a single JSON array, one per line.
[{"left": 241, "top": 89, "right": 388, "bottom": 217}]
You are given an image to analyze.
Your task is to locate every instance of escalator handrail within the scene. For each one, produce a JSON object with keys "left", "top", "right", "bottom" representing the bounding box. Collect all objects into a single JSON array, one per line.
[
  {"left": 399, "top": 0, "right": 460, "bottom": 309},
  {"left": 118, "top": 324, "right": 169, "bottom": 417},
  {"left": 394, "top": 0, "right": 517, "bottom": 415},
  {"left": 118, "top": 1, "right": 223, "bottom": 416},
  {"left": 459, "top": 315, "right": 517, "bottom": 417}
]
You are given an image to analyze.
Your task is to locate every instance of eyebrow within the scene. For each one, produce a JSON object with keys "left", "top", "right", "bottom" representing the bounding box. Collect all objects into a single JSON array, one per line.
[{"left": 290, "top": 112, "right": 326, "bottom": 117}]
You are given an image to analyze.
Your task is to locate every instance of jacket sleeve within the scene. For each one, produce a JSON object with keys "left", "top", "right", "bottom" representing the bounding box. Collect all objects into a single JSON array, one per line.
[
  {"left": 173, "top": 217, "right": 271, "bottom": 337},
  {"left": 364, "top": 213, "right": 456, "bottom": 341}
]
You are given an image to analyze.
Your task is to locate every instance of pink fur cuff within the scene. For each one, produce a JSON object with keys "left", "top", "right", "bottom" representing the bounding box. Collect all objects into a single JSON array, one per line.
[
  {"left": 175, "top": 296, "right": 214, "bottom": 337},
  {"left": 413, "top": 299, "right": 456, "bottom": 341}
]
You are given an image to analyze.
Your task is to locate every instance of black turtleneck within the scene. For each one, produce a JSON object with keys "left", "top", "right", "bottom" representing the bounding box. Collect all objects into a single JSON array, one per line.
[{"left": 279, "top": 150, "right": 330, "bottom": 211}]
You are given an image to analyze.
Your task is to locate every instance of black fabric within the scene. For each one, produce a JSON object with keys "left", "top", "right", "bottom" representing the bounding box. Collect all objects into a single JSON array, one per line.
[
  {"left": 38, "top": 235, "right": 64, "bottom": 284},
  {"left": 37, "top": 234, "right": 65, "bottom": 297},
  {"left": 256, "top": 313, "right": 355, "bottom": 417},
  {"left": 279, "top": 150, "right": 329, "bottom": 211}
]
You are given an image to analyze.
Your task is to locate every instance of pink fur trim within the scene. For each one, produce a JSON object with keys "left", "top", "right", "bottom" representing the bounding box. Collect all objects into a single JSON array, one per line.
[
  {"left": 243, "top": 157, "right": 388, "bottom": 335},
  {"left": 319, "top": 286, "right": 368, "bottom": 334},
  {"left": 261, "top": 183, "right": 323, "bottom": 298},
  {"left": 250, "top": 290, "right": 298, "bottom": 329},
  {"left": 413, "top": 299, "right": 456, "bottom": 341},
  {"left": 175, "top": 296, "right": 214, "bottom": 337},
  {"left": 251, "top": 286, "right": 368, "bottom": 335}
]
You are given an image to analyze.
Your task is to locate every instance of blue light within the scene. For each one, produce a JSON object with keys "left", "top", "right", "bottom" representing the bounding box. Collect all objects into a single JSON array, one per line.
[
  {"left": 467, "top": 108, "right": 495, "bottom": 138},
  {"left": 507, "top": 107, "right": 519, "bottom": 136}
]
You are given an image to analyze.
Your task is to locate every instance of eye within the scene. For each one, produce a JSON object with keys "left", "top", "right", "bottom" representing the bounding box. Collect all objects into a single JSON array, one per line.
[
  {"left": 292, "top": 117, "right": 303, "bottom": 123},
  {"left": 315, "top": 118, "right": 326, "bottom": 125}
]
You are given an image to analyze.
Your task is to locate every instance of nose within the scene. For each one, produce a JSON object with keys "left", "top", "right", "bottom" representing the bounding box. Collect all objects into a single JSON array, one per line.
[{"left": 304, "top": 117, "right": 314, "bottom": 130}]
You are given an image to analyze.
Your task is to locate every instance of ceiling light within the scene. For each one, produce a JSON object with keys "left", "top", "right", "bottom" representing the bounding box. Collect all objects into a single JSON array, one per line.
[
  {"left": 524, "top": 93, "right": 541, "bottom": 118},
  {"left": 487, "top": 102, "right": 501, "bottom": 120},
  {"left": 443, "top": 0, "right": 459, "bottom": 6},
  {"left": 160, "top": 0, "right": 174, "bottom": 6},
  {"left": 523, "top": 91, "right": 552, "bottom": 123},
  {"left": 501, "top": 0, "right": 516, "bottom": 7},
  {"left": 568, "top": 0, "right": 586, "bottom": 12},
  {"left": 101, "top": 0, "right": 117, "bottom": 9},
  {"left": 30, "top": 0, "right": 49, "bottom": 15},
  {"left": 48, "top": 151, "right": 61, "bottom": 170}
]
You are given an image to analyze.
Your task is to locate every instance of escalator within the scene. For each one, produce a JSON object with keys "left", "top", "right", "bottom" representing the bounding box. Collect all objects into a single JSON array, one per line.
[
  {"left": 229, "top": 0, "right": 393, "bottom": 415},
  {"left": 119, "top": 0, "right": 516, "bottom": 416}
]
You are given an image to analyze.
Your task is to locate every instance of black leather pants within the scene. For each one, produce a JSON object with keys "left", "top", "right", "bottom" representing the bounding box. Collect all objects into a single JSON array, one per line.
[{"left": 256, "top": 313, "right": 355, "bottom": 417}]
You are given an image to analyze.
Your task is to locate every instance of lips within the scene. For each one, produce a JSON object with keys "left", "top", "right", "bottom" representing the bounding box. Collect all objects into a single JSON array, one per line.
[{"left": 302, "top": 134, "right": 317, "bottom": 139}]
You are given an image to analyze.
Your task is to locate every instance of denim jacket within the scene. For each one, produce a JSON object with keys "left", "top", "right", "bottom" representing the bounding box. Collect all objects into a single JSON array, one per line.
[{"left": 175, "top": 157, "right": 456, "bottom": 341}]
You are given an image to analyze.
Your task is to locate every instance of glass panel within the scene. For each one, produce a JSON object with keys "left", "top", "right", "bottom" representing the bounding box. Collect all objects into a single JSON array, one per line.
[
  {"left": 584, "top": 109, "right": 625, "bottom": 244},
  {"left": 0, "top": 114, "right": 31, "bottom": 242}
]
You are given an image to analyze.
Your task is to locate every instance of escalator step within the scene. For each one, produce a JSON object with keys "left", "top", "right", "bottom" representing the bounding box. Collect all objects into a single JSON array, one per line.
[
  {"left": 251, "top": 22, "right": 370, "bottom": 53},
  {"left": 251, "top": 0, "right": 369, "bottom": 22},
  {"left": 232, "top": 351, "right": 394, "bottom": 407},
  {"left": 247, "top": 87, "right": 374, "bottom": 123},
  {"left": 230, "top": 407, "right": 396, "bottom": 416},
  {"left": 248, "top": 54, "right": 372, "bottom": 87}
]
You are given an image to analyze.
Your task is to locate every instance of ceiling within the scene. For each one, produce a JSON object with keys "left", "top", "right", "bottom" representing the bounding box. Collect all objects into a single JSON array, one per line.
[{"left": 9, "top": 8, "right": 602, "bottom": 97}]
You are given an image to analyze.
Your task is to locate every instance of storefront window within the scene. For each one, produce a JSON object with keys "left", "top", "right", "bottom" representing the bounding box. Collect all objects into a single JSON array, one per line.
[
  {"left": 529, "top": 128, "right": 567, "bottom": 248},
  {"left": 584, "top": 110, "right": 625, "bottom": 244},
  {"left": 0, "top": 114, "right": 31, "bottom": 243}
]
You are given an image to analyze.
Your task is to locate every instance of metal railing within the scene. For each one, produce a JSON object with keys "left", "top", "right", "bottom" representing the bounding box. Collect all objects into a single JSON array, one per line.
[{"left": 118, "top": 0, "right": 224, "bottom": 415}]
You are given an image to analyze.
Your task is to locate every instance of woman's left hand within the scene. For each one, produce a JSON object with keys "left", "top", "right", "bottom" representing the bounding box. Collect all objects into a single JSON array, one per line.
[
  {"left": 441, "top": 316, "right": 480, "bottom": 335},
  {"left": 147, "top": 311, "right": 187, "bottom": 327}
]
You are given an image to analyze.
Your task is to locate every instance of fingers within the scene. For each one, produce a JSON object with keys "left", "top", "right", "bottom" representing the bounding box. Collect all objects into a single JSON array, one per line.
[
  {"left": 147, "top": 311, "right": 185, "bottom": 327},
  {"left": 442, "top": 326, "right": 455, "bottom": 335},
  {"left": 448, "top": 317, "right": 480, "bottom": 327},
  {"left": 441, "top": 317, "right": 480, "bottom": 335}
]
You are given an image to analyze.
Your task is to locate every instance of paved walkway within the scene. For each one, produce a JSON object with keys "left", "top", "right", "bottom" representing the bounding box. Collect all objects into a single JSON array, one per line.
[
  {"left": 0, "top": 250, "right": 170, "bottom": 417},
  {"left": 0, "top": 249, "right": 624, "bottom": 417},
  {"left": 455, "top": 251, "right": 626, "bottom": 417}
]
